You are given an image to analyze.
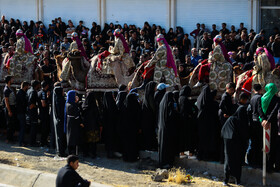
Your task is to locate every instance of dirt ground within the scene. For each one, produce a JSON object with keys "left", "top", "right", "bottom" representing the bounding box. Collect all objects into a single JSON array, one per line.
[{"left": 0, "top": 140, "right": 244, "bottom": 187}]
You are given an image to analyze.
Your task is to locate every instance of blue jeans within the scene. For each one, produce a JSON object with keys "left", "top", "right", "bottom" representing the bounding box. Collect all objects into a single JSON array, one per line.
[
  {"left": 274, "top": 57, "right": 280, "bottom": 65},
  {"left": 17, "top": 113, "right": 26, "bottom": 145}
]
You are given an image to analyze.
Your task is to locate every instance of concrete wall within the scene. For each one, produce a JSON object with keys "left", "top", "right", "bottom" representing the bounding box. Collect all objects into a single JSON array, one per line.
[
  {"left": 0, "top": 0, "right": 37, "bottom": 21},
  {"left": 0, "top": 0, "right": 253, "bottom": 32},
  {"left": 176, "top": 0, "right": 250, "bottom": 35},
  {"left": 105, "top": 0, "right": 168, "bottom": 29},
  {"left": 43, "top": 0, "right": 99, "bottom": 27}
]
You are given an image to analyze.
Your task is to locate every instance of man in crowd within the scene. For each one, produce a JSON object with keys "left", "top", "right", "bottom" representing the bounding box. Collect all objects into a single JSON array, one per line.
[
  {"left": 60, "top": 37, "right": 70, "bottom": 51},
  {"left": 38, "top": 81, "right": 51, "bottom": 147},
  {"left": 219, "top": 82, "right": 236, "bottom": 125},
  {"left": 199, "top": 32, "right": 212, "bottom": 59},
  {"left": 190, "top": 23, "right": 201, "bottom": 48},
  {"left": 16, "top": 81, "right": 30, "bottom": 146},
  {"left": 27, "top": 80, "right": 41, "bottom": 147},
  {"left": 190, "top": 48, "right": 202, "bottom": 67},
  {"left": 220, "top": 23, "right": 230, "bottom": 35},
  {"left": 3, "top": 75, "right": 16, "bottom": 143},
  {"left": 56, "top": 155, "right": 91, "bottom": 187},
  {"left": 247, "top": 84, "right": 263, "bottom": 167}
]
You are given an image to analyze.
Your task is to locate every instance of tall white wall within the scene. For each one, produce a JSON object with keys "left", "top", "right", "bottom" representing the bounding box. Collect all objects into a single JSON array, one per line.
[
  {"left": 0, "top": 0, "right": 251, "bottom": 33},
  {"left": 43, "top": 0, "right": 98, "bottom": 28},
  {"left": 105, "top": 0, "right": 168, "bottom": 29},
  {"left": 176, "top": 0, "right": 250, "bottom": 35},
  {"left": 0, "top": 0, "right": 37, "bottom": 22}
]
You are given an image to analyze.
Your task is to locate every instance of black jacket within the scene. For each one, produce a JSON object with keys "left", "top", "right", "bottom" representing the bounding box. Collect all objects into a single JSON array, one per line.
[
  {"left": 16, "top": 89, "right": 27, "bottom": 114},
  {"left": 249, "top": 94, "right": 262, "bottom": 121},
  {"left": 56, "top": 164, "right": 90, "bottom": 187}
]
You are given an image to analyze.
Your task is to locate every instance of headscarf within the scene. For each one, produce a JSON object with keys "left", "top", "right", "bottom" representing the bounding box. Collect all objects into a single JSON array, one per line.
[
  {"left": 52, "top": 86, "right": 65, "bottom": 121},
  {"left": 129, "top": 88, "right": 138, "bottom": 94},
  {"left": 82, "top": 91, "right": 96, "bottom": 111},
  {"left": 125, "top": 92, "right": 140, "bottom": 110},
  {"left": 179, "top": 85, "right": 191, "bottom": 99},
  {"left": 158, "top": 92, "right": 175, "bottom": 128},
  {"left": 64, "top": 90, "right": 76, "bottom": 133},
  {"left": 213, "top": 35, "right": 231, "bottom": 64},
  {"left": 261, "top": 83, "right": 278, "bottom": 116},
  {"left": 116, "top": 91, "right": 128, "bottom": 110},
  {"left": 173, "top": 90, "right": 180, "bottom": 104},
  {"left": 221, "top": 105, "right": 248, "bottom": 139},
  {"left": 156, "top": 34, "right": 178, "bottom": 76},
  {"left": 114, "top": 29, "right": 130, "bottom": 53},
  {"left": 143, "top": 81, "right": 157, "bottom": 112},
  {"left": 103, "top": 91, "right": 118, "bottom": 113},
  {"left": 71, "top": 32, "right": 89, "bottom": 61},
  {"left": 82, "top": 91, "right": 99, "bottom": 127},
  {"left": 16, "top": 29, "right": 33, "bottom": 54},
  {"left": 179, "top": 85, "right": 192, "bottom": 117},
  {"left": 256, "top": 47, "right": 275, "bottom": 70},
  {"left": 196, "top": 85, "right": 211, "bottom": 112}
]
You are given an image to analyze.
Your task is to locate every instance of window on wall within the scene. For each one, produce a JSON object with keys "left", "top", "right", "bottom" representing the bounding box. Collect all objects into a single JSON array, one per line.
[
  {"left": 261, "top": 0, "right": 280, "bottom": 6},
  {"left": 260, "top": 0, "right": 280, "bottom": 37}
]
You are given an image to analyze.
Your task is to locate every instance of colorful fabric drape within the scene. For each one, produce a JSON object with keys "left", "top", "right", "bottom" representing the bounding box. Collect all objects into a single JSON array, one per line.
[
  {"left": 16, "top": 32, "right": 33, "bottom": 54},
  {"left": 72, "top": 36, "right": 89, "bottom": 61},
  {"left": 256, "top": 47, "right": 275, "bottom": 70},
  {"left": 97, "top": 50, "right": 111, "bottom": 71},
  {"left": 213, "top": 36, "right": 231, "bottom": 64},
  {"left": 241, "top": 75, "right": 255, "bottom": 95},
  {"left": 157, "top": 37, "right": 178, "bottom": 77},
  {"left": 114, "top": 32, "right": 130, "bottom": 53}
]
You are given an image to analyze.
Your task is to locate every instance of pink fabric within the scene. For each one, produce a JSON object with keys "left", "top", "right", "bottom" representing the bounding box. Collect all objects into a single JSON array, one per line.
[
  {"left": 16, "top": 32, "right": 33, "bottom": 54},
  {"left": 156, "top": 37, "right": 178, "bottom": 77},
  {"left": 114, "top": 33, "right": 130, "bottom": 53},
  {"left": 256, "top": 47, "right": 275, "bottom": 70},
  {"left": 72, "top": 36, "right": 89, "bottom": 61},
  {"left": 213, "top": 37, "right": 231, "bottom": 64}
]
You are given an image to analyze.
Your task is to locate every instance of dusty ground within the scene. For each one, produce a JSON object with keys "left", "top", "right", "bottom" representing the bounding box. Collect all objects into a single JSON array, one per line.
[{"left": 0, "top": 140, "right": 244, "bottom": 187}]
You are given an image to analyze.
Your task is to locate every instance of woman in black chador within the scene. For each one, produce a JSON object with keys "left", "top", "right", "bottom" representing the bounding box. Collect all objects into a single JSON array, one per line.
[
  {"left": 122, "top": 92, "right": 142, "bottom": 162},
  {"left": 141, "top": 81, "right": 158, "bottom": 151},
  {"left": 65, "top": 90, "right": 83, "bottom": 155},
  {"left": 82, "top": 91, "right": 100, "bottom": 158},
  {"left": 178, "top": 85, "right": 197, "bottom": 155},
  {"left": 158, "top": 92, "right": 180, "bottom": 168},
  {"left": 52, "top": 85, "right": 66, "bottom": 157},
  {"left": 196, "top": 85, "right": 220, "bottom": 161},
  {"left": 102, "top": 91, "right": 118, "bottom": 158},
  {"left": 221, "top": 105, "right": 249, "bottom": 185},
  {"left": 115, "top": 89, "right": 128, "bottom": 154}
]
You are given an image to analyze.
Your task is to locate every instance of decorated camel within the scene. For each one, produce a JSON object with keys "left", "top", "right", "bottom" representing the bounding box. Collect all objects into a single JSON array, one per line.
[
  {"left": 235, "top": 47, "right": 280, "bottom": 96},
  {"left": 0, "top": 29, "right": 43, "bottom": 87},
  {"left": 188, "top": 35, "right": 232, "bottom": 97},
  {"left": 58, "top": 30, "right": 136, "bottom": 92}
]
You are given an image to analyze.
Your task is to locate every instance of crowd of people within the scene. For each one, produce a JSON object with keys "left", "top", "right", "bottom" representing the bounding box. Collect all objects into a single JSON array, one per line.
[{"left": 1, "top": 15, "right": 280, "bottom": 186}]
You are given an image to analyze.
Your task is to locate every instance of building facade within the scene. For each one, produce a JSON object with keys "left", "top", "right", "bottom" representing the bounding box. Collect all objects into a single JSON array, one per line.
[{"left": 0, "top": 0, "right": 279, "bottom": 36}]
